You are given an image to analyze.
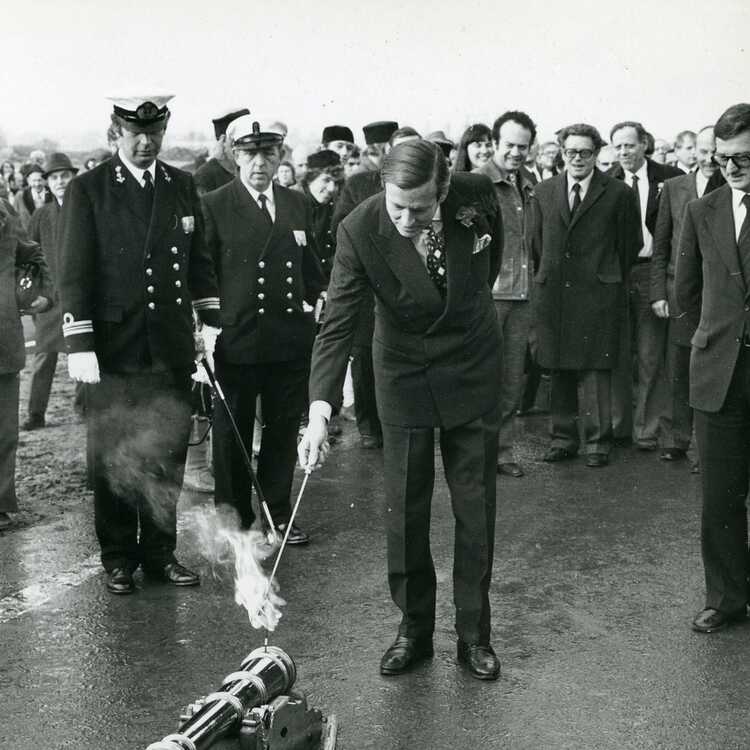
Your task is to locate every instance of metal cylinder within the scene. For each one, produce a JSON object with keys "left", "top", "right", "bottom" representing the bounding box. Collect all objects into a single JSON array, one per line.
[{"left": 146, "top": 646, "right": 296, "bottom": 750}]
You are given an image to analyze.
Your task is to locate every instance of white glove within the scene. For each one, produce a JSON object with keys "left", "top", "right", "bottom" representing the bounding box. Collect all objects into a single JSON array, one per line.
[
  {"left": 68, "top": 351, "right": 100, "bottom": 384},
  {"left": 199, "top": 325, "right": 221, "bottom": 356},
  {"left": 192, "top": 326, "right": 221, "bottom": 384}
]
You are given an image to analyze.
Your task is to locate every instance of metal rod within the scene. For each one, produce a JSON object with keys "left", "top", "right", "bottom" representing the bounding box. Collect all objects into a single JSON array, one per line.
[{"left": 200, "top": 357, "right": 277, "bottom": 536}]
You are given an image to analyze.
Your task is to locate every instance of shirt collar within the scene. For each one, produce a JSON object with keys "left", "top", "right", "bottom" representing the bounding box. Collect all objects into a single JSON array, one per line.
[
  {"left": 245, "top": 182, "right": 275, "bottom": 205},
  {"left": 731, "top": 187, "right": 750, "bottom": 211},
  {"left": 567, "top": 169, "right": 594, "bottom": 194},
  {"left": 627, "top": 161, "right": 649, "bottom": 184},
  {"left": 480, "top": 158, "right": 531, "bottom": 190},
  {"left": 117, "top": 149, "right": 156, "bottom": 184}
]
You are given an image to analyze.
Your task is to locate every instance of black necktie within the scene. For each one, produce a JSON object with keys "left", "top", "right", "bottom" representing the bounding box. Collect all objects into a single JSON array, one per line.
[
  {"left": 570, "top": 183, "right": 582, "bottom": 216},
  {"left": 142, "top": 169, "right": 154, "bottom": 193},
  {"left": 258, "top": 193, "right": 273, "bottom": 226},
  {"left": 631, "top": 174, "right": 641, "bottom": 218},
  {"left": 424, "top": 224, "right": 447, "bottom": 295},
  {"left": 738, "top": 194, "right": 750, "bottom": 289}
]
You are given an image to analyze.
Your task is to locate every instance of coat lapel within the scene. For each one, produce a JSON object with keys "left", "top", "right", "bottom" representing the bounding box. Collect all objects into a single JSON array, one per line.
[
  {"left": 261, "top": 185, "right": 288, "bottom": 260},
  {"left": 145, "top": 161, "right": 177, "bottom": 249},
  {"left": 110, "top": 155, "right": 147, "bottom": 227},
  {"left": 371, "top": 196, "right": 444, "bottom": 315},
  {"left": 705, "top": 186, "right": 745, "bottom": 295},
  {"left": 553, "top": 173, "right": 571, "bottom": 228},
  {"left": 569, "top": 170, "right": 607, "bottom": 230}
]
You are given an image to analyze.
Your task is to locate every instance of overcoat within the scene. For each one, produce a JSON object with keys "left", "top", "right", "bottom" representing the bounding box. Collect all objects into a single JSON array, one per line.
[{"left": 532, "top": 169, "right": 642, "bottom": 370}]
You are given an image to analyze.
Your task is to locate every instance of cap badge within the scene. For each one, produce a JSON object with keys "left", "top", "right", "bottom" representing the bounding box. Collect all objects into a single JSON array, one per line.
[
  {"left": 136, "top": 101, "right": 159, "bottom": 121},
  {"left": 252, "top": 121, "right": 261, "bottom": 135}
]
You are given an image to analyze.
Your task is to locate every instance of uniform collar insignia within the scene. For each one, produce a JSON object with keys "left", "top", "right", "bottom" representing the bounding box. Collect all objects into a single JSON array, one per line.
[
  {"left": 114, "top": 164, "right": 125, "bottom": 184},
  {"left": 160, "top": 164, "right": 171, "bottom": 183}
]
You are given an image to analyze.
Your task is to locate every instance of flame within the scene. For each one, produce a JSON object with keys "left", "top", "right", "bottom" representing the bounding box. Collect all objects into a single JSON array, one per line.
[{"left": 188, "top": 507, "right": 286, "bottom": 631}]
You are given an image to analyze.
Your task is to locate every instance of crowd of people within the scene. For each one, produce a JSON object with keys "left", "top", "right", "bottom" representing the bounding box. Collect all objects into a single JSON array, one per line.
[{"left": 2, "top": 95, "right": 750, "bottom": 681}]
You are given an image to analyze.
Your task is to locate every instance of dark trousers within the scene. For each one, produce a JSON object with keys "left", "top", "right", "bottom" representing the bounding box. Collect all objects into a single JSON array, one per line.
[
  {"left": 664, "top": 341, "right": 693, "bottom": 451},
  {"left": 550, "top": 369, "right": 613, "bottom": 455},
  {"left": 87, "top": 370, "right": 192, "bottom": 572},
  {"left": 695, "top": 348, "right": 750, "bottom": 613},
  {"left": 27, "top": 351, "right": 57, "bottom": 419},
  {"left": 350, "top": 344, "right": 381, "bottom": 440},
  {"left": 381, "top": 406, "right": 499, "bottom": 645},
  {"left": 0, "top": 372, "right": 20, "bottom": 513},
  {"left": 213, "top": 358, "right": 308, "bottom": 529}
]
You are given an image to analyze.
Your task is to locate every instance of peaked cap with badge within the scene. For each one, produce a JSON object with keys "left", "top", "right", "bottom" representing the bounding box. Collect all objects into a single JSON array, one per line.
[
  {"left": 107, "top": 92, "right": 173, "bottom": 133},
  {"left": 228, "top": 116, "right": 285, "bottom": 151}
]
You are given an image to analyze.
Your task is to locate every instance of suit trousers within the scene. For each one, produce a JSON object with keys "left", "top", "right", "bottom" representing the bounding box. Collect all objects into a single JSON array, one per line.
[
  {"left": 0, "top": 373, "right": 20, "bottom": 513},
  {"left": 494, "top": 299, "right": 533, "bottom": 462},
  {"left": 663, "top": 340, "right": 693, "bottom": 451},
  {"left": 87, "top": 370, "right": 192, "bottom": 572},
  {"left": 213, "top": 358, "right": 308, "bottom": 529},
  {"left": 625, "top": 263, "right": 669, "bottom": 446},
  {"left": 550, "top": 369, "right": 612, "bottom": 454},
  {"left": 695, "top": 348, "right": 750, "bottom": 612},
  {"left": 350, "top": 344, "right": 381, "bottom": 440},
  {"left": 381, "top": 406, "right": 499, "bottom": 645},
  {"left": 27, "top": 351, "right": 58, "bottom": 420}
]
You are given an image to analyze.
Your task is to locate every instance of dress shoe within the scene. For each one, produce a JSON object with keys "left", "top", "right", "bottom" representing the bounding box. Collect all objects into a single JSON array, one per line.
[
  {"left": 613, "top": 436, "right": 633, "bottom": 447},
  {"left": 21, "top": 414, "right": 45, "bottom": 431},
  {"left": 636, "top": 441, "right": 658, "bottom": 452},
  {"left": 457, "top": 640, "right": 501, "bottom": 681},
  {"left": 542, "top": 447, "right": 577, "bottom": 463},
  {"left": 359, "top": 435, "right": 383, "bottom": 449},
  {"left": 0, "top": 512, "right": 14, "bottom": 530},
  {"left": 106, "top": 568, "right": 135, "bottom": 595},
  {"left": 586, "top": 453, "right": 609, "bottom": 468},
  {"left": 497, "top": 461, "right": 524, "bottom": 478},
  {"left": 277, "top": 522, "right": 310, "bottom": 545},
  {"left": 660, "top": 448, "right": 687, "bottom": 461},
  {"left": 147, "top": 562, "right": 200, "bottom": 586},
  {"left": 692, "top": 607, "right": 746, "bottom": 633},
  {"left": 380, "top": 635, "right": 434, "bottom": 675}
]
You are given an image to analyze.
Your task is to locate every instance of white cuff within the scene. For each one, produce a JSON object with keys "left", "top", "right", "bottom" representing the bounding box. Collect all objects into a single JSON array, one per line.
[{"left": 309, "top": 400, "right": 332, "bottom": 423}]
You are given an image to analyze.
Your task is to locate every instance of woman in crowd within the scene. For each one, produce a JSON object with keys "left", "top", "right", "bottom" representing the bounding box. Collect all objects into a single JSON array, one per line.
[
  {"left": 453, "top": 123, "right": 494, "bottom": 172},
  {"left": 1, "top": 162, "right": 18, "bottom": 206},
  {"left": 275, "top": 160, "right": 296, "bottom": 187}
]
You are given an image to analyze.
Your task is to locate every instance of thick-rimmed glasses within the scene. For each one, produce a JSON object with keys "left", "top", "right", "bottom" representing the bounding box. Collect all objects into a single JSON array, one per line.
[
  {"left": 714, "top": 152, "right": 750, "bottom": 168},
  {"left": 563, "top": 149, "right": 595, "bottom": 160}
]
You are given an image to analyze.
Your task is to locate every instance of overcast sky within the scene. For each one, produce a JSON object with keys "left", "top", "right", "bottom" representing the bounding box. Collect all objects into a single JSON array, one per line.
[{"left": 3, "top": 0, "right": 748, "bottom": 150}]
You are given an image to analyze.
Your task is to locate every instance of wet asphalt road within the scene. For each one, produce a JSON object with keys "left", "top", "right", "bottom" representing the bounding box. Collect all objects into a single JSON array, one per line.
[{"left": 1, "top": 415, "right": 749, "bottom": 750}]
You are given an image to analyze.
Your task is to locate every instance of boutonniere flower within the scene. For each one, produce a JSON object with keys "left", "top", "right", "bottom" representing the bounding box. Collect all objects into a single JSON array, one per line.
[
  {"left": 456, "top": 205, "right": 479, "bottom": 228},
  {"left": 656, "top": 182, "right": 664, "bottom": 195}
]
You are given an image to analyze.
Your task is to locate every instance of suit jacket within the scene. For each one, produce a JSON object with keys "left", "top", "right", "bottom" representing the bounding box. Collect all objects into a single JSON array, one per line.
[
  {"left": 310, "top": 172, "right": 504, "bottom": 429},
  {"left": 28, "top": 200, "right": 64, "bottom": 352},
  {"left": 16, "top": 187, "right": 52, "bottom": 229},
  {"left": 610, "top": 158, "right": 682, "bottom": 237},
  {"left": 650, "top": 170, "right": 725, "bottom": 346},
  {"left": 0, "top": 203, "right": 52, "bottom": 374},
  {"left": 58, "top": 154, "right": 220, "bottom": 373},
  {"left": 193, "top": 157, "right": 235, "bottom": 197},
  {"left": 532, "top": 169, "right": 642, "bottom": 370},
  {"left": 201, "top": 179, "right": 327, "bottom": 364},
  {"left": 675, "top": 185, "right": 750, "bottom": 412}
]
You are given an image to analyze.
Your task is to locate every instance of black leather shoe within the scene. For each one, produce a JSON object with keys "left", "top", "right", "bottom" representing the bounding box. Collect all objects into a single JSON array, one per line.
[
  {"left": 106, "top": 568, "right": 135, "bottom": 595},
  {"left": 148, "top": 562, "right": 200, "bottom": 586},
  {"left": 542, "top": 447, "right": 577, "bottom": 463},
  {"left": 457, "top": 640, "right": 500, "bottom": 681},
  {"left": 380, "top": 635, "right": 434, "bottom": 675},
  {"left": 660, "top": 448, "right": 687, "bottom": 461},
  {"left": 359, "top": 435, "right": 383, "bottom": 449},
  {"left": 636, "top": 441, "right": 658, "bottom": 452},
  {"left": 21, "top": 414, "right": 45, "bottom": 431},
  {"left": 586, "top": 452, "right": 609, "bottom": 468},
  {"left": 692, "top": 607, "right": 746, "bottom": 633},
  {"left": 497, "top": 461, "right": 524, "bottom": 477},
  {"left": 277, "top": 522, "right": 310, "bottom": 545}
]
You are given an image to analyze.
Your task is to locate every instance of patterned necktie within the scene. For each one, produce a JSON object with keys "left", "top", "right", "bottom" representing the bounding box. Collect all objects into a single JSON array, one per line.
[
  {"left": 570, "top": 182, "right": 582, "bottom": 216},
  {"left": 258, "top": 193, "right": 273, "bottom": 226},
  {"left": 424, "top": 224, "right": 447, "bottom": 294},
  {"left": 631, "top": 174, "right": 641, "bottom": 218}
]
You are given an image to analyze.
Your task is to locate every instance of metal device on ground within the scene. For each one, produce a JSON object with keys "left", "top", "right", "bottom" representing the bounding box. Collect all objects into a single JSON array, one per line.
[{"left": 146, "top": 645, "right": 337, "bottom": 750}]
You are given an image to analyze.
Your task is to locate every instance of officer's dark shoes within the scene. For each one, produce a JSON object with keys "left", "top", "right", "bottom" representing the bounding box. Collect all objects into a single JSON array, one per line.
[
  {"left": 106, "top": 568, "right": 135, "bottom": 595},
  {"left": 457, "top": 640, "right": 501, "bottom": 681},
  {"left": 277, "top": 523, "right": 310, "bottom": 545},
  {"left": 380, "top": 635, "right": 434, "bottom": 675},
  {"left": 21, "top": 414, "right": 45, "bottom": 431},
  {"left": 148, "top": 562, "right": 200, "bottom": 587},
  {"left": 692, "top": 607, "right": 746, "bottom": 634}
]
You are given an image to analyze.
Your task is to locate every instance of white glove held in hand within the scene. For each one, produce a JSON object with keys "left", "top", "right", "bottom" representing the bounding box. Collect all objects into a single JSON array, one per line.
[
  {"left": 193, "top": 326, "right": 222, "bottom": 384},
  {"left": 68, "top": 351, "right": 100, "bottom": 384},
  {"left": 200, "top": 325, "right": 221, "bottom": 356}
]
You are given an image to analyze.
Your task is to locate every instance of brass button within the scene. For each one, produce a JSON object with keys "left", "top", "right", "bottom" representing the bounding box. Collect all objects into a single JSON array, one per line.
[
  {"left": 148, "top": 302, "right": 156, "bottom": 310},
  {"left": 286, "top": 276, "right": 293, "bottom": 284},
  {"left": 258, "top": 293, "right": 265, "bottom": 300},
  {"left": 173, "top": 262, "right": 180, "bottom": 271},
  {"left": 145, "top": 268, "right": 153, "bottom": 276},
  {"left": 176, "top": 298, "right": 182, "bottom": 305},
  {"left": 258, "top": 277, "right": 265, "bottom": 285},
  {"left": 286, "top": 292, "right": 293, "bottom": 299},
  {"left": 147, "top": 285, "right": 154, "bottom": 294},
  {"left": 286, "top": 307, "right": 293, "bottom": 313},
  {"left": 286, "top": 261, "right": 292, "bottom": 268},
  {"left": 175, "top": 280, "right": 181, "bottom": 288},
  {"left": 171, "top": 247, "right": 178, "bottom": 255},
  {"left": 259, "top": 308, "right": 265, "bottom": 314},
  {"left": 258, "top": 261, "right": 265, "bottom": 268}
]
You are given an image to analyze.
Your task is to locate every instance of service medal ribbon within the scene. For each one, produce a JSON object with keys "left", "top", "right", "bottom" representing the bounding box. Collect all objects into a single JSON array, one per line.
[
  {"left": 182, "top": 216, "right": 195, "bottom": 234},
  {"left": 293, "top": 230, "right": 307, "bottom": 246}
]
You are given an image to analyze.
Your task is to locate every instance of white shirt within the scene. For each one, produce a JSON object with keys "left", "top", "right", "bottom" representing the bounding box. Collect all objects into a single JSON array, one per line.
[
  {"left": 732, "top": 188, "right": 750, "bottom": 243},
  {"left": 624, "top": 162, "right": 652, "bottom": 258},
  {"left": 695, "top": 170, "right": 709, "bottom": 199},
  {"left": 566, "top": 170, "right": 594, "bottom": 211},
  {"left": 243, "top": 183, "right": 276, "bottom": 222},
  {"left": 117, "top": 148, "right": 156, "bottom": 188},
  {"left": 677, "top": 163, "right": 696, "bottom": 174}
]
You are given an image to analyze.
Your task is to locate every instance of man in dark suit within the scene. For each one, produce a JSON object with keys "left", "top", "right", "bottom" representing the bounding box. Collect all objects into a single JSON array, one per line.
[
  {"left": 676, "top": 103, "right": 750, "bottom": 633},
  {"left": 23, "top": 153, "right": 79, "bottom": 431},
  {"left": 201, "top": 115, "right": 327, "bottom": 545},
  {"left": 650, "top": 126, "right": 724, "bottom": 466},
  {"left": 610, "top": 121, "right": 682, "bottom": 449},
  {"left": 193, "top": 108, "right": 249, "bottom": 196},
  {"left": 299, "top": 140, "right": 504, "bottom": 681},
  {"left": 533, "top": 124, "right": 642, "bottom": 467},
  {"left": 16, "top": 162, "right": 52, "bottom": 229},
  {"left": 58, "top": 94, "right": 221, "bottom": 595}
]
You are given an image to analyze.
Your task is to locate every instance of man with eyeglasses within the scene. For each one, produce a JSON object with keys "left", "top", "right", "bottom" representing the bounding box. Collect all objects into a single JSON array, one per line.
[
  {"left": 676, "top": 103, "right": 750, "bottom": 634},
  {"left": 532, "top": 123, "right": 641, "bottom": 468},
  {"left": 650, "top": 127, "right": 724, "bottom": 469},
  {"left": 609, "top": 122, "right": 681, "bottom": 451}
]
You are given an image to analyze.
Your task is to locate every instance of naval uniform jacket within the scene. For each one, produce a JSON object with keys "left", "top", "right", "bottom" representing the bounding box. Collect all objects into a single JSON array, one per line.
[
  {"left": 58, "top": 155, "right": 220, "bottom": 372},
  {"left": 310, "top": 172, "right": 504, "bottom": 428},
  {"left": 201, "top": 179, "right": 327, "bottom": 364}
]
